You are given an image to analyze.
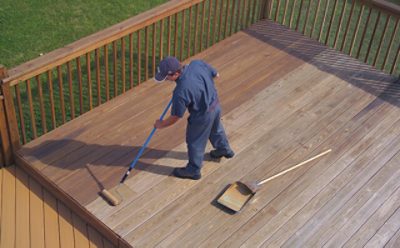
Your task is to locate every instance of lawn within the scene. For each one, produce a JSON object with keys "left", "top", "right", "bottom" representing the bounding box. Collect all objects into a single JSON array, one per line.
[{"left": 0, "top": 0, "right": 168, "bottom": 68}]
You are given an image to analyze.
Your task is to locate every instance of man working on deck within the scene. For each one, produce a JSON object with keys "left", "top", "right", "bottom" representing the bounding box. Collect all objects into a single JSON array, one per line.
[{"left": 154, "top": 56, "right": 234, "bottom": 180}]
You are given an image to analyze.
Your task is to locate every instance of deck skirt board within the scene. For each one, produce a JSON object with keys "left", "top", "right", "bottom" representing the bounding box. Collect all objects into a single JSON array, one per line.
[{"left": 14, "top": 20, "right": 400, "bottom": 247}]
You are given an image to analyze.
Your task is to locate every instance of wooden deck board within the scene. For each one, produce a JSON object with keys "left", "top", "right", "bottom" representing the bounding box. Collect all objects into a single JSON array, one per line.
[
  {"left": 0, "top": 165, "right": 117, "bottom": 248},
  {"left": 10, "top": 19, "right": 400, "bottom": 247},
  {"left": 15, "top": 166, "right": 30, "bottom": 248}
]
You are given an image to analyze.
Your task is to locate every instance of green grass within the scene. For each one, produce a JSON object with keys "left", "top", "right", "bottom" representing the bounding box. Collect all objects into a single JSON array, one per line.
[{"left": 0, "top": 0, "right": 168, "bottom": 68}]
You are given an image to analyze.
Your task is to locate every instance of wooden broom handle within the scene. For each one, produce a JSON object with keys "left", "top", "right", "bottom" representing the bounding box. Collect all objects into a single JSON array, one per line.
[{"left": 257, "top": 149, "right": 332, "bottom": 186}]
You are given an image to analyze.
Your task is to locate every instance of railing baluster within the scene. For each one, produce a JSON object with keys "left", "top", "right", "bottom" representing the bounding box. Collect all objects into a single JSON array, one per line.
[
  {"left": 195, "top": 4, "right": 200, "bottom": 53},
  {"left": 333, "top": 0, "right": 347, "bottom": 49},
  {"left": 373, "top": 14, "right": 390, "bottom": 67},
  {"left": 245, "top": 0, "right": 251, "bottom": 27},
  {"left": 129, "top": 34, "right": 134, "bottom": 88},
  {"left": 252, "top": 0, "right": 257, "bottom": 25},
  {"left": 167, "top": 16, "right": 172, "bottom": 56},
  {"left": 311, "top": 0, "right": 321, "bottom": 38},
  {"left": 267, "top": 0, "right": 273, "bottom": 19},
  {"left": 181, "top": 10, "right": 186, "bottom": 59},
  {"left": 218, "top": 0, "right": 224, "bottom": 41},
  {"left": 275, "top": 0, "right": 281, "bottom": 22},
  {"left": 290, "top": 0, "right": 298, "bottom": 29},
  {"left": 95, "top": 49, "right": 101, "bottom": 105},
  {"left": 382, "top": 18, "right": 398, "bottom": 70},
  {"left": 200, "top": 1, "right": 206, "bottom": 51},
  {"left": 390, "top": 45, "right": 399, "bottom": 74},
  {"left": 224, "top": 0, "right": 230, "bottom": 39},
  {"left": 283, "top": 0, "right": 290, "bottom": 25},
  {"left": 160, "top": 19, "right": 164, "bottom": 60},
  {"left": 57, "top": 66, "right": 66, "bottom": 123},
  {"left": 247, "top": 0, "right": 253, "bottom": 27},
  {"left": 188, "top": 6, "right": 193, "bottom": 57},
  {"left": 26, "top": 79, "right": 37, "bottom": 139},
  {"left": 230, "top": 0, "right": 237, "bottom": 35},
  {"left": 236, "top": 0, "right": 242, "bottom": 32},
  {"left": 325, "top": 0, "right": 338, "bottom": 45},
  {"left": 86, "top": 53, "right": 93, "bottom": 110},
  {"left": 36, "top": 75, "right": 47, "bottom": 133},
  {"left": 104, "top": 45, "right": 110, "bottom": 101},
  {"left": 113, "top": 41, "right": 118, "bottom": 97},
  {"left": 121, "top": 38, "right": 126, "bottom": 93},
  {"left": 259, "top": 0, "right": 266, "bottom": 20},
  {"left": 340, "top": 0, "right": 356, "bottom": 52},
  {"left": 212, "top": 0, "right": 219, "bottom": 42},
  {"left": 365, "top": 11, "right": 381, "bottom": 63},
  {"left": 318, "top": 0, "right": 330, "bottom": 42},
  {"left": 15, "top": 85, "right": 26, "bottom": 144},
  {"left": 137, "top": 30, "right": 142, "bottom": 84},
  {"left": 207, "top": 0, "right": 213, "bottom": 48},
  {"left": 303, "top": 0, "right": 312, "bottom": 34},
  {"left": 242, "top": 0, "right": 247, "bottom": 29},
  {"left": 356, "top": 7, "right": 372, "bottom": 59},
  {"left": 350, "top": 4, "right": 364, "bottom": 56},
  {"left": 152, "top": 23, "right": 156, "bottom": 76},
  {"left": 66, "top": 62, "right": 75, "bottom": 119},
  {"left": 76, "top": 57, "right": 84, "bottom": 114},
  {"left": 296, "top": 0, "right": 305, "bottom": 31},
  {"left": 145, "top": 26, "right": 149, "bottom": 80},
  {"left": 174, "top": 13, "right": 179, "bottom": 56},
  {"left": 47, "top": 70, "right": 56, "bottom": 129}
]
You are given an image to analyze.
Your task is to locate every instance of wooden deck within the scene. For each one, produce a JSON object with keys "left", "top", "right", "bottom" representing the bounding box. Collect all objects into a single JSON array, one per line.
[
  {"left": 0, "top": 165, "right": 116, "bottom": 248},
  {"left": 13, "top": 20, "right": 400, "bottom": 247}
]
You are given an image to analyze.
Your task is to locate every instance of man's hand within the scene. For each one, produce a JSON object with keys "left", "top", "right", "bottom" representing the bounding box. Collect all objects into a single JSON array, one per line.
[
  {"left": 154, "top": 115, "right": 181, "bottom": 129},
  {"left": 154, "top": 119, "right": 165, "bottom": 129}
]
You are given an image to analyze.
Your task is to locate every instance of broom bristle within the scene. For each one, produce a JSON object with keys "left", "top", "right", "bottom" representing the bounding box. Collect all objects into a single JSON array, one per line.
[{"left": 100, "top": 189, "right": 121, "bottom": 206}]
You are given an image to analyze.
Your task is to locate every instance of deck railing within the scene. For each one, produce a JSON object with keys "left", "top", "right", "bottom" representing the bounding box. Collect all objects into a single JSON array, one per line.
[
  {"left": 266, "top": 0, "right": 400, "bottom": 75},
  {"left": 0, "top": 0, "right": 265, "bottom": 166},
  {"left": 0, "top": 0, "right": 398, "bottom": 167}
]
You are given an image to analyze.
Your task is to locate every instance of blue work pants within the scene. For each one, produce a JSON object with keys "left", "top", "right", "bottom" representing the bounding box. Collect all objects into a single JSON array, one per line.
[{"left": 185, "top": 105, "right": 231, "bottom": 174}]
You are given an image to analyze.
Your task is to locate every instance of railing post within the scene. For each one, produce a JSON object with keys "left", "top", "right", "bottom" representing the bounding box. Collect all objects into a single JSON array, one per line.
[{"left": 0, "top": 65, "right": 21, "bottom": 166}]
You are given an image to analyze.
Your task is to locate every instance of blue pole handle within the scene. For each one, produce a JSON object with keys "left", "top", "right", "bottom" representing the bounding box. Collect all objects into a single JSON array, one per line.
[{"left": 120, "top": 99, "right": 173, "bottom": 183}]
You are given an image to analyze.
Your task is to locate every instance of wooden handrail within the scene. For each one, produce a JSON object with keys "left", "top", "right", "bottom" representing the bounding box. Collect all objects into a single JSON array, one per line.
[
  {"left": 3, "top": 0, "right": 204, "bottom": 86},
  {"left": 363, "top": 0, "right": 400, "bottom": 17}
]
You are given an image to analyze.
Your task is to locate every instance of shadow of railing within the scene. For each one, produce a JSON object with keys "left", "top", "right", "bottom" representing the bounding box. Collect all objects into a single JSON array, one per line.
[{"left": 244, "top": 20, "right": 400, "bottom": 108}]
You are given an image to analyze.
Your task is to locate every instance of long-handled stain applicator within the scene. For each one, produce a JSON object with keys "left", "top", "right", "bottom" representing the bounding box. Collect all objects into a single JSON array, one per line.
[{"left": 100, "top": 99, "right": 173, "bottom": 206}]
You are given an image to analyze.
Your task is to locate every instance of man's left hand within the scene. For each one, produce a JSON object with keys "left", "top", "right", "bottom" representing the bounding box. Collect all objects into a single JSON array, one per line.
[{"left": 154, "top": 119, "right": 164, "bottom": 129}]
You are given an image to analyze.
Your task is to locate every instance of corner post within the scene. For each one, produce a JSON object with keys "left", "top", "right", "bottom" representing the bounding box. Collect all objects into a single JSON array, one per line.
[{"left": 0, "top": 65, "right": 21, "bottom": 166}]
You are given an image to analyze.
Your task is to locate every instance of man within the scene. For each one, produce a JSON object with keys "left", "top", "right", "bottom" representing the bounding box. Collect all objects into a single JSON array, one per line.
[{"left": 154, "top": 56, "right": 234, "bottom": 180}]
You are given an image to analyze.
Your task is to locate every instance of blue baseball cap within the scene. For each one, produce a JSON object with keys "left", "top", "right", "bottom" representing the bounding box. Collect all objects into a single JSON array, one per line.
[{"left": 154, "top": 56, "right": 181, "bottom": 82}]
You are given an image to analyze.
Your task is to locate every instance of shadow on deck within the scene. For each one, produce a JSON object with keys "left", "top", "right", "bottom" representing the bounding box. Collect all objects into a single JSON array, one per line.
[{"left": 245, "top": 21, "right": 400, "bottom": 107}]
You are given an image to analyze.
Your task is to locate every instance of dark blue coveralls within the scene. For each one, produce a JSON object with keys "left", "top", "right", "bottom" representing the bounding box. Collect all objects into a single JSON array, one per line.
[{"left": 171, "top": 60, "right": 232, "bottom": 174}]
